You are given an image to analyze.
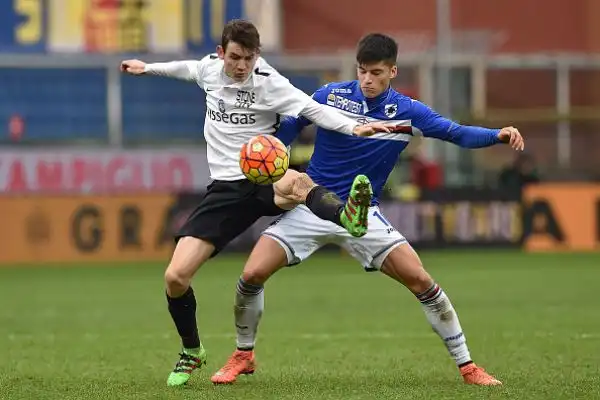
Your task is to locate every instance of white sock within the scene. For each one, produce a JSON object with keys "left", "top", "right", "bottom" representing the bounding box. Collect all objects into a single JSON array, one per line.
[
  {"left": 417, "top": 283, "right": 472, "bottom": 366},
  {"left": 234, "top": 278, "right": 264, "bottom": 350}
]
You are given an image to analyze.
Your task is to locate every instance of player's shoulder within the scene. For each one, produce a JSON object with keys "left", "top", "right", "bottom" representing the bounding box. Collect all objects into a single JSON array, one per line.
[
  {"left": 317, "top": 80, "right": 359, "bottom": 95},
  {"left": 313, "top": 80, "right": 360, "bottom": 104},
  {"left": 251, "top": 57, "right": 288, "bottom": 89},
  {"left": 381, "top": 89, "right": 418, "bottom": 117},
  {"left": 196, "top": 53, "right": 223, "bottom": 79},
  {"left": 199, "top": 53, "right": 222, "bottom": 66}
]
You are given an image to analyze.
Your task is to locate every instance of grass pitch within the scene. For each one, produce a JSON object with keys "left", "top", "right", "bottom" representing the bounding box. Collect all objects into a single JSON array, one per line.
[{"left": 0, "top": 251, "right": 599, "bottom": 399}]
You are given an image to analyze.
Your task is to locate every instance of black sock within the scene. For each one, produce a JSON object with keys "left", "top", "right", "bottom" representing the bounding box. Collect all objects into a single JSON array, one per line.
[
  {"left": 166, "top": 287, "right": 200, "bottom": 349},
  {"left": 305, "top": 185, "right": 344, "bottom": 226}
]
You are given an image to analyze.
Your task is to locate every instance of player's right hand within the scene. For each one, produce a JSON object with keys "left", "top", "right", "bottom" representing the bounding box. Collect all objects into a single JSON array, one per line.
[
  {"left": 498, "top": 126, "right": 525, "bottom": 151},
  {"left": 120, "top": 59, "right": 146, "bottom": 75},
  {"left": 352, "top": 122, "right": 391, "bottom": 137}
]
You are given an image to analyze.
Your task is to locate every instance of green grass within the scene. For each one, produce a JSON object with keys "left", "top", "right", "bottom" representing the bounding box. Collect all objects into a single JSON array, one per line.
[{"left": 0, "top": 251, "right": 599, "bottom": 399}]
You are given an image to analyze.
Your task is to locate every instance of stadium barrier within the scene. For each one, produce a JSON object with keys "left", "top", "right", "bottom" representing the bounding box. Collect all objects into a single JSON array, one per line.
[
  {"left": 0, "top": 188, "right": 525, "bottom": 265},
  {"left": 522, "top": 183, "right": 600, "bottom": 252}
]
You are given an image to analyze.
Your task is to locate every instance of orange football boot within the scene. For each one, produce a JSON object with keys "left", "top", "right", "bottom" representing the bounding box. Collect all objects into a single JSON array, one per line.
[
  {"left": 211, "top": 350, "right": 256, "bottom": 384},
  {"left": 460, "top": 363, "right": 502, "bottom": 386}
]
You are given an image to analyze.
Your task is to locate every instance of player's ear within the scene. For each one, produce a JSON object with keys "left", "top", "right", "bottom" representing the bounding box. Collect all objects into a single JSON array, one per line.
[
  {"left": 390, "top": 65, "right": 398, "bottom": 79},
  {"left": 216, "top": 45, "right": 225, "bottom": 59}
]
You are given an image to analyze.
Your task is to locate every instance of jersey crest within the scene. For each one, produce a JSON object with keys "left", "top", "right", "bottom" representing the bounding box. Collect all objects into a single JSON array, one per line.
[{"left": 384, "top": 103, "right": 398, "bottom": 118}]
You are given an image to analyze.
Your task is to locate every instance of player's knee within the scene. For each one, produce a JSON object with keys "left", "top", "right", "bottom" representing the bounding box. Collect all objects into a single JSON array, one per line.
[
  {"left": 164, "top": 265, "right": 192, "bottom": 295},
  {"left": 405, "top": 270, "right": 434, "bottom": 295},
  {"left": 290, "top": 173, "right": 316, "bottom": 202},
  {"left": 241, "top": 267, "right": 270, "bottom": 286}
]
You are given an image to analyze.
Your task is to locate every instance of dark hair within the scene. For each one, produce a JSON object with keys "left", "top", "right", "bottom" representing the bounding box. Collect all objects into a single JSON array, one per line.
[
  {"left": 221, "top": 19, "right": 261, "bottom": 52},
  {"left": 356, "top": 33, "right": 398, "bottom": 65}
]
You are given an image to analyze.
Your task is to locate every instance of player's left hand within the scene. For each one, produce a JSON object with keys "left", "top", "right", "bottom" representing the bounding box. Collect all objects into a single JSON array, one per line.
[
  {"left": 352, "top": 122, "right": 391, "bottom": 137},
  {"left": 498, "top": 126, "right": 524, "bottom": 151}
]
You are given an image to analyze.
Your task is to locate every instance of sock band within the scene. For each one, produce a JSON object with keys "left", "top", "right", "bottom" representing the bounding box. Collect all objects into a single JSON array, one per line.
[
  {"left": 416, "top": 283, "right": 442, "bottom": 304},
  {"left": 237, "top": 278, "right": 264, "bottom": 296},
  {"left": 305, "top": 185, "right": 323, "bottom": 207},
  {"left": 166, "top": 286, "right": 195, "bottom": 303}
]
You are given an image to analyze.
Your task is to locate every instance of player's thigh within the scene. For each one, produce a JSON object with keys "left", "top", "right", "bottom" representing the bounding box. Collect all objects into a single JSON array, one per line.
[
  {"left": 165, "top": 236, "right": 215, "bottom": 292},
  {"left": 340, "top": 206, "right": 408, "bottom": 271},
  {"left": 380, "top": 243, "right": 434, "bottom": 295},
  {"left": 175, "top": 180, "right": 266, "bottom": 260},
  {"left": 272, "top": 169, "right": 316, "bottom": 209},
  {"left": 262, "top": 205, "right": 334, "bottom": 266}
]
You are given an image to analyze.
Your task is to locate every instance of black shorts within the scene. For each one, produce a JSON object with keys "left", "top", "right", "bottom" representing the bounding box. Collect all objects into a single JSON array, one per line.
[{"left": 175, "top": 179, "right": 284, "bottom": 256}]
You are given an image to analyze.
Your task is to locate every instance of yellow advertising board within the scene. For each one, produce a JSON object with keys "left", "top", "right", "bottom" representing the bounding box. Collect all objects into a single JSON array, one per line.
[{"left": 0, "top": 194, "right": 177, "bottom": 264}]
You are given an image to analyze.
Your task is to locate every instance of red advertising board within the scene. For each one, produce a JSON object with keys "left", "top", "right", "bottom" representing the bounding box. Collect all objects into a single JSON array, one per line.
[{"left": 0, "top": 149, "right": 211, "bottom": 193}]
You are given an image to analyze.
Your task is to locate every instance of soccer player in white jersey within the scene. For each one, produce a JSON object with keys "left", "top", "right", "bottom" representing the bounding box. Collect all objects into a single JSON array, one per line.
[
  {"left": 120, "top": 20, "right": 391, "bottom": 386},
  {"left": 212, "top": 33, "right": 525, "bottom": 386}
]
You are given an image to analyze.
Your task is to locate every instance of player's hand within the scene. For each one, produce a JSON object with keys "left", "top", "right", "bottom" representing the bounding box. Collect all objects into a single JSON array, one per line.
[
  {"left": 498, "top": 126, "right": 524, "bottom": 151},
  {"left": 352, "top": 122, "right": 391, "bottom": 137},
  {"left": 120, "top": 59, "right": 146, "bottom": 75}
]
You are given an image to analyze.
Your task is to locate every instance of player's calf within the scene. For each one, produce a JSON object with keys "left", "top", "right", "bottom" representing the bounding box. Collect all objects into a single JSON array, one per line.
[
  {"left": 164, "top": 236, "right": 214, "bottom": 386},
  {"left": 213, "top": 236, "right": 289, "bottom": 385},
  {"left": 380, "top": 243, "right": 501, "bottom": 386}
]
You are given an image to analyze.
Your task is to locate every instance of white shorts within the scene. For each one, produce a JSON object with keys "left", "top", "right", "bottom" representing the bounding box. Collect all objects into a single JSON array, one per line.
[{"left": 263, "top": 205, "right": 407, "bottom": 271}]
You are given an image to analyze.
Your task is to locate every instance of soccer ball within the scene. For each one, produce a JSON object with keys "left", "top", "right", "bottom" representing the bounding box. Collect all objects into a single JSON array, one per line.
[{"left": 239, "top": 134, "right": 289, "bottom": 185}]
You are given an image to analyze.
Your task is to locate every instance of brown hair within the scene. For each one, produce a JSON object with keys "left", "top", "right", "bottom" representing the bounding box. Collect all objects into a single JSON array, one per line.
[{"left": 221, "top": 19, "right": 261, "bottom": 52}]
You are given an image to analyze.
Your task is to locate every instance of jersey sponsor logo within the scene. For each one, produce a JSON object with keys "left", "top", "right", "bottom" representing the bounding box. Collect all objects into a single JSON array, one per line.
[
  {"left": 327, "top": 94, "right": 362, "bottom": 114},
  {"left": 332, "top": 88, "right": 352, "bottom": 94},
  {"left": 385, "top": 103, "right": 398, "bottom": 118},
  {"left": 207, "top": 109, "right": 257, "bottom": 125},
  {"left": 235, "top": 90, "right": 256, "bottom": 109},
  {"left": 218, "top": 99, "right": 226, "bottom": 113}
]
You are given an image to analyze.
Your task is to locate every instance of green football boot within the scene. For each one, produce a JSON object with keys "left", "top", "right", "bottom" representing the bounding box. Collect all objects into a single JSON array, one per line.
[
  {"left": 167, "top": 346, "right": 207, "bottom": 386},
  {"left": 339, "top": 174, "right": 373, "bottom": 237}
]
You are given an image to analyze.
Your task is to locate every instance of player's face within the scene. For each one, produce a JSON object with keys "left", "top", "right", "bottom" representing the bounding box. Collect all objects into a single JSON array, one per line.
[
  {"left": 357, "top": 62, "right": 397, "bottom": 98},
  {"left": 217, "top": 42, "right": 259, "bottom": 82}
]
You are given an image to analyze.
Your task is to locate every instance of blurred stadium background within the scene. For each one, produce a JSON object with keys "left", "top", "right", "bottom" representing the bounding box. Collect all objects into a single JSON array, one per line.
[{"left": 1, "top": 1, "right": 599, "bottom": 399}]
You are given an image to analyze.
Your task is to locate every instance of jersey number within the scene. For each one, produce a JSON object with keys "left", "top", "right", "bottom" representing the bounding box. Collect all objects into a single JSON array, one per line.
[{"left": 373, "top": 210, "right": 391, "bottom": 226}]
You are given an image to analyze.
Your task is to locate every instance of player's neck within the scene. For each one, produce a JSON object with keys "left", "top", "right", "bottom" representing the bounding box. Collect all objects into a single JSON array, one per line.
[{"left": 363, "top": 86, "right": 391, "bottom": 110}]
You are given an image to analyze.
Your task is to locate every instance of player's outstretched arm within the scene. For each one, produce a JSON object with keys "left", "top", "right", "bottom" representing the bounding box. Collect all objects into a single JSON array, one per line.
[
  {"left": 300, "top": 99, "right": 390, "bottom": 137},
  {"left": 266, "top": 78, "right": 389, "bottom": 137},
  {"left": 120, "top": 59, "right": 202, "bottom": 82},
  {"left": 410, "top": 100, "right": 524, "bottom": 151}
]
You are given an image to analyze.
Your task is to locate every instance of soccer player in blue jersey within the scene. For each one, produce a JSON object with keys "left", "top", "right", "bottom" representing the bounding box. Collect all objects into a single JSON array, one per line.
[{"left": 211, "top": 33, "right": 524, "bottom": 386}]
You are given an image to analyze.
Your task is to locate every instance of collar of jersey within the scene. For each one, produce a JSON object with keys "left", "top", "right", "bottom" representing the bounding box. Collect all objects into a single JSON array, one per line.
[
  {"left": 362, "top": 86, "right": 392, "bottom": 113},
  {"left": 220, "top": 68, "right": 253, "bottom": 89}
]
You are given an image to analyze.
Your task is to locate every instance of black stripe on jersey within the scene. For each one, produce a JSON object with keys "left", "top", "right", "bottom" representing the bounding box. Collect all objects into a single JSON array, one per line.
[
  {"left": 271, "top": 114, "right": 281, "bottom": 134},
  {"left": 209, "top": 54, "right": 218, "bottom": 59},
  {"left": 254, "top": 68, "right": 270, "bottom": 77}
]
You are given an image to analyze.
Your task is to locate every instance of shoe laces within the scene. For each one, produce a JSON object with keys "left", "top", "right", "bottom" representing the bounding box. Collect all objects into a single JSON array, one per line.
[
  {"left": 174, "top": 352, "right": 199, "bottom": 373},
  {"left": 220, "top": 352, "right": 246, "bottom": 373}
]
